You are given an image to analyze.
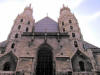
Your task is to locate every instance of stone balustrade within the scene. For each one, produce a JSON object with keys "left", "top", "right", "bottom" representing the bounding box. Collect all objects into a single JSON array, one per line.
[
  {"left": 0, "top": 71, "right": 15, "bottom": 75},
  {"left": 73, "top": 72, "right": 94, "bottom": 75}
]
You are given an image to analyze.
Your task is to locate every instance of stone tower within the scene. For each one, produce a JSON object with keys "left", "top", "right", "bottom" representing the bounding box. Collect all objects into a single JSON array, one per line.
[
  {"left": 6, "top": 4, "right": 35, "bottom": 52},
  {"left": 58, "top": 5, "right": 84, "bottom": 53},
  {"left": 0, "top": 4, "right": 100, "bottom": 75}
]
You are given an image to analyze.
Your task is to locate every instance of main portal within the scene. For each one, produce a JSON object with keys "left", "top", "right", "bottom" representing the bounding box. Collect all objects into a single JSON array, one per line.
[{"left": 36, "top": 44, "right": 54, "bottom": 75}]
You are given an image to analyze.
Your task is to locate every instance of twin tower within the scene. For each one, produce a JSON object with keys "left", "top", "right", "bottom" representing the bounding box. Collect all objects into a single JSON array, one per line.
[{"left": 0, "top": 4, "right": 98, "bottom": 75}]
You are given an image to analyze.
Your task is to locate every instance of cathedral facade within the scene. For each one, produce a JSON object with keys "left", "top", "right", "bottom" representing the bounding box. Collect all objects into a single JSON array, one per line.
[{"left": 0, "top": 4, "right": 100, "bottom": 75}]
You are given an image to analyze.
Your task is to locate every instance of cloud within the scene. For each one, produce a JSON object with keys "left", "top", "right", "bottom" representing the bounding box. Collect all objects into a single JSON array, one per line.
[
  {"left": 76, "top": 11, "right": 100, "bottom": 25},
  {"left": 75, "top": 11, "right": 100, "bottom": 47},
  {"left": 88, "top": 11, "right": 100, "bottom": 21}
]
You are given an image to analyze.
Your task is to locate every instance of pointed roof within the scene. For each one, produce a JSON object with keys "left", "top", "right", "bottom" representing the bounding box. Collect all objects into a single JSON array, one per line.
[
  {"left": 71, "top": 50, "right": 89, "bottom": 60},
  {"left": 83, "top": 41, "right": 98, "bottom": 49},
  {"left": 0, "top": 40, "right": 7, "bottom": 48},
  {"left": 60, "top": 5, "right": 70, "bottom": 14},
  {"left": 23, "top": 4, "right": 33, "bottom": 16},
  {"left": 0, "top": 51, "right": 18, "bottom": 61},
  {"left": 34, "top": 17, "right": 59, "bottom": 32}
]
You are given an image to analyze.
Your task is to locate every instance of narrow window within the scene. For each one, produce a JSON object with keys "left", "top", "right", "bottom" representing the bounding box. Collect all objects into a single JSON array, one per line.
[
  {"left": 3, "top": 62, "right": 11, "bottom": 71},
  {"left": 69, "top": 20, "right": 72, "bottom": 23},
  {"left": 83, "top": 44, "right": 86, "bottom": 50},
  {"left": 20, "top": 19, "right": 23, "bottom": 22},
  {"left": 26, "top": 27, "right": 29, "bottom": 32},
  {"left": 63, "top": 28, "right": 65, "bottom": 32},
  {"left": 62, "top": 22, "right": 64, "bottom": 26},
  {"left": 79, "top": 61, "right": 85, "bottom": 71},
  {"left": 70, "top": 26, "right": 73, "bottom": 30},
  {"left": 72, "top": 33, "right": 75, "bottom": 37},
  {"left": 74, "top": 41, "right": 78, "bottom": 47},
  {"left": 11, "top": 43, "right": 15, "bottom": 49},
  {"left": 27, "top": 21, "right": 30, "bottom": 25},
  {"left": 15, "top": 34, "right": 18, "bottom": 38},
  {"left": 18, "top": 25, "right": 21, "bottom": 30}
]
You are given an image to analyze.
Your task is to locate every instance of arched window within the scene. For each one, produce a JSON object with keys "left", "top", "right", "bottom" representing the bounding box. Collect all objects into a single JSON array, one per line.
[
  {"left": 3, "top": 62, "right": 11, "bottom": 71},
  {"left": 69, "top": 20, "right": 72, "bottom": 23},
  {"left": 27, "top": 21, "right": 30, "bottom": 25},
  {"left": 63, "top": 28, "right": 65, "bottom": 32},
  {"left": 20, "top": 19, "right": 23, "bottom": 22},
  {"left": 26, "top": 27, "right": 29, "bottom": 32},
  {"left": 70, "top": 26, "right": 73, "bottom": 30},
  {"left": 62, "top": 22, "right": 64, "bottom": 26},
  {"left": 18, "top": 25, "right": 21, "bottom": 30},
  {"left": 11, "top": 43, "right": 15, "bottom": 49},
  {"left": 72, "top": 33, "right": 75, "bottom": 37},
  {"left": 74, "top": 41, "right": 78, "bottom": 47},
  {"left": 15, "top": 34, "right": 18, "bottom": 38},
  {"left": 79, "top": 61, "right": 85, "bottom": 71}
]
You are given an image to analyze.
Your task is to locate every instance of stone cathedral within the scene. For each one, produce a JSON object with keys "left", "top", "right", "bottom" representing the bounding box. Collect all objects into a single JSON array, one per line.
[{"left": 0, "top": 4, "right": 100, "bottom": 75}]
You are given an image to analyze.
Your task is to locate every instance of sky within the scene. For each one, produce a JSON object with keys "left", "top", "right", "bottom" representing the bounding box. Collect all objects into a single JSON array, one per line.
[{"left": 0, "top": 0, "right": 100, "bottom": 47}]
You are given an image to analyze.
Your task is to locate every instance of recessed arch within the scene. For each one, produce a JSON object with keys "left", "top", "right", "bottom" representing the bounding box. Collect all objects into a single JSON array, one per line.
[
  {"left": 70, "top": 26, "right": 73, "bottom": 30},
  {"left": 74, "top": 41, "right": 78, "bottom": 47},
  {"left": 62, "top": 22, "right": 64, "bottom": 26},
  {"left": 36, "top": 43, "right": 55, "bottom": 75},
  {"left": 11, "top": 43, "right": 15, "bottom": 49},
  {"left": 3, "top": 62, "right": 11, "bottom": 71},
  {"left": 20, "top": 19, "right": 23, "bottom": 22},
  {"left": 72, "top": 33, "right": 75, "bottom": 37},
  {"left": 15, "top": 34, "right": 18, "bottom": 38},
  {"left": 26, "top": 27, "right": 29, "bottom": 32},
  {"left": 79, "top": 61, "right": 85, "bottom": 71},
  {"left": 71, "top": 50, "right": 93, "bottom": 72},
  {"left": 18, "top": 25, "right": 21, "bottom": 30},
  {"left": 27, "top": 21, "right": 30, "bottom": 25}
]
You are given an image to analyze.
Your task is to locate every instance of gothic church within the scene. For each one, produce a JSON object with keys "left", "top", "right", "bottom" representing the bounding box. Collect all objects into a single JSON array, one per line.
[{"left": 0, "top": 4, "right": 100, "bottom": 75}]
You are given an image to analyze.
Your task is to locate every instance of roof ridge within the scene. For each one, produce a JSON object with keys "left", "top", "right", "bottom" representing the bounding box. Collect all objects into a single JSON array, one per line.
[{"left": 35, "top": 16, "right": 57, "bottom": 24}]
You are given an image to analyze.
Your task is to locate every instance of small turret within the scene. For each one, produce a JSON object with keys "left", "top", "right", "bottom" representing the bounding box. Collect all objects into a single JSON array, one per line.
[
  {"left": 60, "top": 4, "right": 71, "bottom": 17},
  {"left": 23, "top": 4, "right": 33, "bottom": 16}
]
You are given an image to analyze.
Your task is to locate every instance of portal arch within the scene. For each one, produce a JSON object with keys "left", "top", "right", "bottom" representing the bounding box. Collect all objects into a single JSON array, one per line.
[{"left": 36, "top": 43, "right": 55, "bottom": 75}]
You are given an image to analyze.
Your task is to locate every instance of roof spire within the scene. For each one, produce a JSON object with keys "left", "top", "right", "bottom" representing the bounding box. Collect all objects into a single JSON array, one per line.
[
  {"left": 63, "top": 4, "right": 65, "bottom": 8},
  {"left": 47, "top": 13, "right": 48, "bottom": 17},
  {"left": 29, "top": 3, "right": 31, "bottom": 8}
]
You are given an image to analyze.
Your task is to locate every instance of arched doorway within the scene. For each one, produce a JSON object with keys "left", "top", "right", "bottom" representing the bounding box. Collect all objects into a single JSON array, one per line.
[
  {"left": 3, "top": 62, "right": 11, "bottom": 71},
  {"left": 79, "top": 61, "right": 85, "bottom": 71},
  {"left": 36, "top": 44, "right": 54, "bottom": 75}
]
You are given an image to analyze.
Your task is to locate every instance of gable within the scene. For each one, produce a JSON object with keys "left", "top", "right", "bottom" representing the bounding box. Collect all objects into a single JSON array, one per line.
[
  {"left": 34, "top": 17, "right": 59, "bottom": 32},
  {"left": 71, "top": 50, "right": 93, "bottom": 72}
]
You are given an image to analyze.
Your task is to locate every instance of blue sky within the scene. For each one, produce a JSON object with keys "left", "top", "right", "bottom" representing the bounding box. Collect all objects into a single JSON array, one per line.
[
  {"left": 73, "top": 0, "right": 100, "bottom": 47},
  {"left": 0, "top": 0, "right": 100, "bottom": 47},
  {"left": 75, "top": 0, "right": 100, "bottom": 14}
]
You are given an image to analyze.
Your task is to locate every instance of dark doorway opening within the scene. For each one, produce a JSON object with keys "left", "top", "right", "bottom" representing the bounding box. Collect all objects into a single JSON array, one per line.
[
  {"left": 79, "top": 61, "right": 85, "bottom": 71},
  {"left": 36, "top": 44, "right": 54, "bottom": 75},
  {"left": 3, "top": 62, "right": 11, "bottom": 71}
]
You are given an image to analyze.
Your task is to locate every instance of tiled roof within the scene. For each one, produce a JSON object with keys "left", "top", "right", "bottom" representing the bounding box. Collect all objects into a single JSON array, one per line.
[
  {"left": 83, "top": 41, "right": 100, "bottom": 52},
  {"left": 83, "top": 41, "right": 98, "bottom": 49},
  {"left": 0, "top": 41, "right": 7, "bottom": 48},
  {"left": 34, "top": 16, "right": 59, "bottom": 32}
]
